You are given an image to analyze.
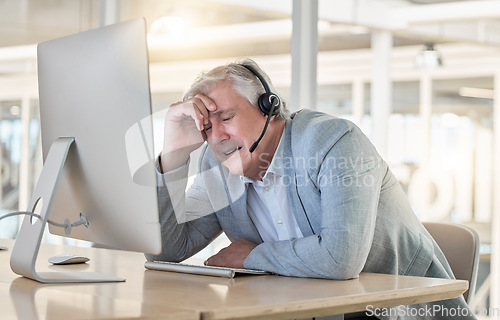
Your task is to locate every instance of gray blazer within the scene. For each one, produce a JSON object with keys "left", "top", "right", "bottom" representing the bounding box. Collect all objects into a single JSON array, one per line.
[{"left": 148, "top": 109, "right": 475, "bottom": 319}]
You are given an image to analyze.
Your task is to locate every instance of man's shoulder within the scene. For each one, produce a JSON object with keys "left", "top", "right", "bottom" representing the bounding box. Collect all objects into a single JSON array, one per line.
[{"left": 289, "top": 109, "right": 357, "bottom": 148}]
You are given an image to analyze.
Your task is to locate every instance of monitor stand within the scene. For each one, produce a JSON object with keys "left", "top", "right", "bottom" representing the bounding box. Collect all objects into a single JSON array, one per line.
[{"left": 10, "top": 137, "right": 125, "bottom": 283}]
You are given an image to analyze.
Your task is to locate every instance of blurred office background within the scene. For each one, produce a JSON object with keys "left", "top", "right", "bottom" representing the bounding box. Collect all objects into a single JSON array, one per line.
[{"left": 0, "top": 0, "right": 499, "bottom": 317}]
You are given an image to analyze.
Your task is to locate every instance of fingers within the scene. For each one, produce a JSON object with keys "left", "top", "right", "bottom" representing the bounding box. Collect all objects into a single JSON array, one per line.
[
  {"left": 162, "top": 94, "right": 217, "bottom": 156},
  {"left": 182, "top": 94, "right": 217, "bottom": 132},
  {"left": 191, "top": 100, "right": 209, "bottom": 131},
  {"left": 193, "top": 93, "right": 217, "bottom": 114},
  {"left": 204, "top": 255, "right": 214, "bottom": 266},
  {"left": 204, "top": 248, "right": 225, "bottom": 267}
]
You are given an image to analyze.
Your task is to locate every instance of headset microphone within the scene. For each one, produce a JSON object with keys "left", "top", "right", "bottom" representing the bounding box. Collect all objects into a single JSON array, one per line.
[
  {"left": 241, "top": 64, "right": 281, "bottom": 153},
  {"left": 248, "top": 101, "right": 277, "bottom": 153}
]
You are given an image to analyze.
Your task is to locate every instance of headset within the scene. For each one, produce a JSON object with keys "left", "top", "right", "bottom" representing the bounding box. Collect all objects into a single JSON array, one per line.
[{"left": 241, "top": 64, "right": 281, "bottom": 153}]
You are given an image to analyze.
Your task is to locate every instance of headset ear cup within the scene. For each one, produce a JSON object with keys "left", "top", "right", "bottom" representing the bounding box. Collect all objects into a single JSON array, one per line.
[
  {"left": 258, "top": 94, "right": 271, "bottom": 114},
  {"left": 258, "top": 93, "right": 280, "bottom": 115}
]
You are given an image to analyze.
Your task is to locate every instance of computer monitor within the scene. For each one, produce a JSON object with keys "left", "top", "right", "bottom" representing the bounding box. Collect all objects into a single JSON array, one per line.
[{"left": 10, "top": 18, "right": 161, "bottom": 283}]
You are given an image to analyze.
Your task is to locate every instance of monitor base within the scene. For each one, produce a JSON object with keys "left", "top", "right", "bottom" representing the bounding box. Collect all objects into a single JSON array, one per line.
[
  {"left": 10, "top": 137, "right": 125, "bottom": 283},
  {"left": 32, "top": 272, "right": 124, "bottom": 283}
]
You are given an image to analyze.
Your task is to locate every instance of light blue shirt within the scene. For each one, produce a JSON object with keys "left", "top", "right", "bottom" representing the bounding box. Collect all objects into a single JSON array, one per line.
[{"left": 241, "top": 133, "right": 303, "bottom": 242}]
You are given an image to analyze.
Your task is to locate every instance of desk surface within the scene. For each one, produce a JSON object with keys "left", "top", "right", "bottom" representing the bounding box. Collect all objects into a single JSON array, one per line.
[{"left": 0, "top": 239, "right": 468, "bottom": 320}]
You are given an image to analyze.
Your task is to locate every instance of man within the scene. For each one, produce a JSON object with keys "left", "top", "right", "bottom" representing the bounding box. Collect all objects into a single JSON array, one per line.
[{"left": 146, "top": 58, "right": 475, "bottom": 319}]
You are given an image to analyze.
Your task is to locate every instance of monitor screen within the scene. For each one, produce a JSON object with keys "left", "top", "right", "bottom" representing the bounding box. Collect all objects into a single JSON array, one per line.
[{"left": 10, "top": 18, "right": 161, "bottom": 283}]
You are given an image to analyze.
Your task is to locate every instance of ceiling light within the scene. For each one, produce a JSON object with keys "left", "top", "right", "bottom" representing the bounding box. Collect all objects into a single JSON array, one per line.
[
  {"left": 150, "top": 16, "right": 187, "bottom": 38},
  {"left": 414, "top": 43, "right": 443, "bottom": 69},
  {"left": 10, "top": 105, "right": 20, "bottom": 116},
  {"left": 458, "top": 87, "right": 494, "bottom": 99}
]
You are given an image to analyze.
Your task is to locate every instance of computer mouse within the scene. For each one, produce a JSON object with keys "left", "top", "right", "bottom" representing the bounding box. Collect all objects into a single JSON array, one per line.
[{"left": 48, "top": 254, "right": 90, "bottom": 265}]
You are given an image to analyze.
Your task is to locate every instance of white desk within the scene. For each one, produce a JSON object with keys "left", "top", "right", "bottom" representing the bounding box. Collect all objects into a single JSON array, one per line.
[{"left": 0, "top": 239, "right": 468, "bottom": 320}]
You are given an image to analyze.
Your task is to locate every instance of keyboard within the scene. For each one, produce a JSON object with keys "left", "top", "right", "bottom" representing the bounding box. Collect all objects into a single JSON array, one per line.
[{"left": 144, "top": 260, "right": 270, "bottom": 278}]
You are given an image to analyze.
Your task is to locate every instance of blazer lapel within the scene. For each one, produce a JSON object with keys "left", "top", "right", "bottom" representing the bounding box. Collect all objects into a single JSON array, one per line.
[{"left": 282, "top": 118, "right": 314, "bottom": 237}]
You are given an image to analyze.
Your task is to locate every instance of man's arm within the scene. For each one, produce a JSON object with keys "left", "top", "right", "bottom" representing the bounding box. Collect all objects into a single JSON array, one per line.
[
  {"left": 145, "top": 152, "right": 223, "bottom": 263},
  {"left": 242, "top": 127, "right": 385, "bottom": 279},
  {"left": 146, "top": 94, "right": 223, "bottom": 262}
]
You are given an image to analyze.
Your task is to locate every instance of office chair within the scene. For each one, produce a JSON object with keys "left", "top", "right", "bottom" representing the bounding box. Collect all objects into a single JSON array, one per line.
[{"left": 423, "top": 222, "right": 480, "bottom": 305}]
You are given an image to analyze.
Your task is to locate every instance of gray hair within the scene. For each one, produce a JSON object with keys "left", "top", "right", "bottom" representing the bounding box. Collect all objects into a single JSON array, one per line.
[{"left": 183, "top": 58, "right": 290, "bottom": 120}]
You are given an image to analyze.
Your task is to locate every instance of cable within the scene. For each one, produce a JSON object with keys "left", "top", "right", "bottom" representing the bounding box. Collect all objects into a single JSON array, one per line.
[{"left": 0, "top": 211, "right": 88, "bottom": 235}]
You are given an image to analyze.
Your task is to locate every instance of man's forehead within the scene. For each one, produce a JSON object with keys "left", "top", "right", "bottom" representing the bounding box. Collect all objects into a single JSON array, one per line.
[
  {"left": 208, "top": 101, "right": 238, "bottom": 117},
  {"left": 209, "top": 108, "right": 234, "bottom": 116}
]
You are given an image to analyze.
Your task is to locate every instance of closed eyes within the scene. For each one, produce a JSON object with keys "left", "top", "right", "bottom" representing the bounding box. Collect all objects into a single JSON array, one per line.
[{"left": 204, "top": 114, "right": 235, "bottom": 132}]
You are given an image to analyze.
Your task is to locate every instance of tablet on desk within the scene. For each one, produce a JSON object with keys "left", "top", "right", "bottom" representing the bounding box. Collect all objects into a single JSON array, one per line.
[{"left": 144, "top": 261, "right": 270, "bottom": 278}]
